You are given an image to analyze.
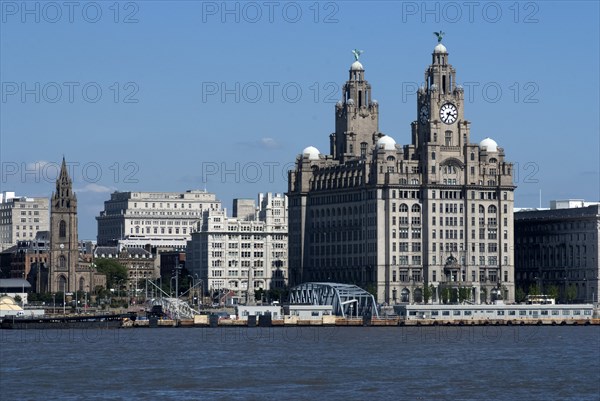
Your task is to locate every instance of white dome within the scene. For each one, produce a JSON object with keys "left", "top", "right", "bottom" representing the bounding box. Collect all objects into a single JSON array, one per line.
[
  {"left": 377, "top": 135, "right": 397, "bottom": 151},
  {"left": 302, "top": 146, "right": 321, "bottom": 160},
  {"left": 434, "top": 43, "right": 447, "bottom": 53},
  {"left": 351, "top": 60, "right": 364, "bottom": 71},
  {"left": 479, "top": 137, "right": 498, "bottom": 152}
]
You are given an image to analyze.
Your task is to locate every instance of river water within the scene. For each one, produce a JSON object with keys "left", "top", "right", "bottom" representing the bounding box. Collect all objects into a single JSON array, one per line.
[{"left": 1, "top": 326, "right": 599, "bottom": 400}]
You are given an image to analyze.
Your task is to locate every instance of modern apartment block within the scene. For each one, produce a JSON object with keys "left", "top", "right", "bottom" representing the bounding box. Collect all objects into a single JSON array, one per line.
[
  {"left": 287, "top": 42, "right": 515, "bottom": 304},
  {"left": 0, "top": 192, "right": 49, "bottom": 251},
  {"left": 515, "top": 201, "right": 600, "bottom": 303},
  {"left": 96, "top": 190, "right": 221, "bottom": 249},
  {"left": 186, "top": 193, "right": 288, "bottom": 304}
]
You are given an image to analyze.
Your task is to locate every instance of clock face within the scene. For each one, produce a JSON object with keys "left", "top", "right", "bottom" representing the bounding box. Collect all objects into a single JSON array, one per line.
[
  {"left": 419, "top": 105, "right": 429, "bottom": 124},
  {"left": 440, "top": 103, "right": 458, "bottom": 124}
]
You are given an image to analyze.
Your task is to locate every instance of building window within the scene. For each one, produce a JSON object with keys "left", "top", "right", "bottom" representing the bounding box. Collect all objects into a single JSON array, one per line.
[
  {"left": 445, "top": 131, "right": 452, "bottom": 146},
  {"left": 360, "top": 142, "right": 368, "bottom": 158},
  {"left": 59, "top": 220, "right": 66, "bottom": 238}
]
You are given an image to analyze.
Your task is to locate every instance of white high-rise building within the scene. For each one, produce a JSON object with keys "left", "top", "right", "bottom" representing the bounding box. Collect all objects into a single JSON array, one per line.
[
  {"left": 186, "top": 193, "right": 288, "bottom": 304},
  {"left": 96, "top": 190, "right": 221, "bottom": 249},
  {"left": 0, "top": 191, "right": 49, "bottom": 251}
]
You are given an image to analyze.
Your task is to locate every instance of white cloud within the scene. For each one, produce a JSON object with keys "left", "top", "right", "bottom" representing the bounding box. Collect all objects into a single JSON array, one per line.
[
  {"left": 26, "top": 160, "right": 52, "bottom": 171},
  {"left": 237, "top": 137, "right": 282, "bottom": 150},
  {"left": 75, "top": 183, "right": 115, "bottom": 193},
  {"left": 259, "top": 137, "right": 281, "bottom": 150}
]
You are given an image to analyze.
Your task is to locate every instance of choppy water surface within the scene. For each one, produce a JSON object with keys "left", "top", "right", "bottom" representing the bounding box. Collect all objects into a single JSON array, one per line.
[{"left": 1, "top": 326, "right": 599, "bottom": 400}]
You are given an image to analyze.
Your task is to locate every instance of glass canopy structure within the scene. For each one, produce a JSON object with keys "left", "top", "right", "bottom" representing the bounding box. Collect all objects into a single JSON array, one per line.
[{"left": 288, "top": 282, "right": 379, "bottom": 318}]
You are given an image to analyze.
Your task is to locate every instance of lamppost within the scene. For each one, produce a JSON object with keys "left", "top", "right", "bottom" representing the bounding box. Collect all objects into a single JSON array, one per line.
[
  {"left": 117, "top": 279, "right": 125, "bottom": 308},
  {"left": 187, "top": 275, "right": 195, "bottom": 307},
  {"left": 21, "top": 271, "right": 25, "bottom": 306},
  {"left": 52, "top": 293, "right": 56, "bottom": 314},
  {"left": 134, "top": 264, "right": 139, "bottom": 305},
  {"left": 194, "top": 274, "right": 202, "bottom": 308},
  {"left": 84, "top": 285, "right": 89, "bottom": 312}
]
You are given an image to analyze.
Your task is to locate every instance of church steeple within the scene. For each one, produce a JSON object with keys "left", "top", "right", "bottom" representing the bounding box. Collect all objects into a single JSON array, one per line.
[
  {"left": 49, "top": 156, "right": 79, "bottom": 293},
  {"left": 330, "top": 50, "right": 379, "bottom": 162},
  {"left": 53, "top": 157, "right": 77, "bottom": 210}
]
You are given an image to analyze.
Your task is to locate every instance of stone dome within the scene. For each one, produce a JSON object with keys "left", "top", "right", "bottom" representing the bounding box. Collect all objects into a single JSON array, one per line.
[
  {"left": 351, "top": 60, "right": 364, "bottom": 71},
  {"left": 302, "top": 146, "right": 321, "bottom": 160},
  {"left": 377, "top": 135, "right": 397, "bottom": 151},
  {"left": 434, "top": 43, "right": 447, "bottom": 53},
  {"left": 479, "top": 137, "right": 498, "bottom": 152}
]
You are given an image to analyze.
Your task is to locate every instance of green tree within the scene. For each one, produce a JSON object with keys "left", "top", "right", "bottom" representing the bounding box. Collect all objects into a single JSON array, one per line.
[
  {"left": 458, "top": 287, "right": 470, "bottom": 304},
  {"left": 546, "top": 285, "right": 559, "bottom": 303},
  {"left": 528, "top": 284, "right": 540, "bottom": 296},
  {"left": 515, "top": 287, "right": 526, "bottom": 303},
  {"left": 450, "top": 288, "right": 459, "bottom": 303},
  {"left": 423, "top": 284, "right": 432, "bottom": 304},
  {"left": 365, "top": 284, "right": 377, "bottom": 297},
  {"left": 94, "top": 259, "right": 128, "bottom": 289},
  {"left": 566, "top": 284, "right": 577, "bottom": 303},
  {"left": 441, "top": 287, "right": 451, "bottom": 304}
]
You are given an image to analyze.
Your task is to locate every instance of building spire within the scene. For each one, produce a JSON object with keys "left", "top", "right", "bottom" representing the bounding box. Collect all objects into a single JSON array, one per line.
[{"left": 53, "top": 156, "right": 76, "bottom": 208}]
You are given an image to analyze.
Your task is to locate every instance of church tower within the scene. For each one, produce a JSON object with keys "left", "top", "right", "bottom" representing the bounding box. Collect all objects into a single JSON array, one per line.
[
  {"left": 49, "top": 157, "right": 79, "bottom": 293},
  {"left": 330, "top": 51, "right": 380, "bottom": 162}
]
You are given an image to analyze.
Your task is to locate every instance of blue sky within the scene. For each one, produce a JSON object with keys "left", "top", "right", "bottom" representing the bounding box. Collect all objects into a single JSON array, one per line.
[{"left": 1, "top": 1, "right": 599, "bottom": 239}]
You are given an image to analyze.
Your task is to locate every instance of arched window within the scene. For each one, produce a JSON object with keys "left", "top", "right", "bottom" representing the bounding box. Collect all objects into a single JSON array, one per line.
[
  {"left": 57, "top": 275, "right": 67, "bottom": 292},
  {"left": 59, "top": 255, "right": 66, "bottom": 268},
  {"left": 59, "top": 220, "right": 66, "bottom": 238},
  {"left": 79, "top": 277, "right": 85, "bottom": 292},
  {"left": 431, "top": 152, "right": 436, "bottom": 160},
  {"left": 479, "top": 205, "right": 485, "bottom": 214},
  {"left": 399, "top": 204, "right": 409, "bottom": 213},
  {"left": 470, "top": 152, "right": 475, "bottom": 161},
  {"left": 411, "top": 204, "right": 421, "bottom": 213},
  {"left": 488, "top": 205, "right": 497, "bottom": 214}
]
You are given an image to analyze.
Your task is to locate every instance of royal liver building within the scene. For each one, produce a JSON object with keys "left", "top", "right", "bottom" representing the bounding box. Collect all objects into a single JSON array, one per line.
[{"left": 288, "top": 40, "right": 515, "bottom": 304}]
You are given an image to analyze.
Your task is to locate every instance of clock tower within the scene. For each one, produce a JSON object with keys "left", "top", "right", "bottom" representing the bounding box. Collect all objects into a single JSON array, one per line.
[
  {"left": 49, "top": 157, "right": 79, "bottom": 293},
  {"left": 412, "top": 39, "right": 472, "bottom": 185}
]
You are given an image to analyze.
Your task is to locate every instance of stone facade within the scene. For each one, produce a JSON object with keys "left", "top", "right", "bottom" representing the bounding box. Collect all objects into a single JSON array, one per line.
[
  {"left": 515, "top": 202, "right": 600, "bottom": 303},
  {"left": 94, "top": 246, "right": 157, "bottom": 296},
  {"left": 96, "top": 190, "right": 221, "bottom": 249},
  {"left": 288, "top": 43, "right": 515, "bottom": 304},
  {"left": 186, "top": 193, "right": 288, "bottom": 304},
  {"left": 0, "top": 192, "right": 49, "bottom": 251}
]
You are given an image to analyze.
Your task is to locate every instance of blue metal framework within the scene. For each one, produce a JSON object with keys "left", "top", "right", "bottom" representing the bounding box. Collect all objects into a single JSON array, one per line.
[{"left": 288, "top": 282, "right": 379, "bottom": 318}]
